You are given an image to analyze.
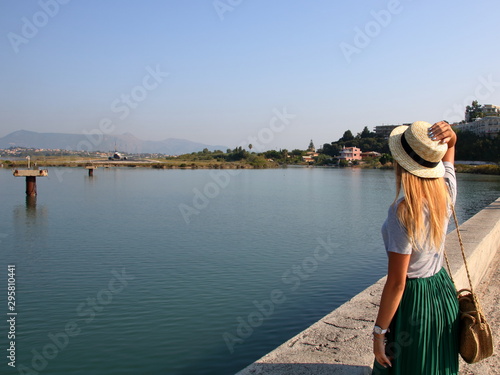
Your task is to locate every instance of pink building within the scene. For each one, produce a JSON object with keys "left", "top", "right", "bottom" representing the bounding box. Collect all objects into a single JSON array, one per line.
[{"left": 338, "top": 146, "right": 362, "bottom": 161}]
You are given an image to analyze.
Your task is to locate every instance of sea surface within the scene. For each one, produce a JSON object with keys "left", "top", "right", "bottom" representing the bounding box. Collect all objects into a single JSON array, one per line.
[{"left": 0, "top": 166, "right": 499, "bottom": 375}]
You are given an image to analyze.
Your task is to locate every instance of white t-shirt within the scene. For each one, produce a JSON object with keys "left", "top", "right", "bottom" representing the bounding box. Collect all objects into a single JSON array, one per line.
[{"left": 381, "top": 162, "right": 457, "bottom": 279}]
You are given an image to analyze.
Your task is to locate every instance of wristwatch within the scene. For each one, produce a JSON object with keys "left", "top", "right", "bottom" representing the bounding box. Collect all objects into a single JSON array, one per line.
[{"left": 373, "top": 325, "right": 388, "bottom": 335}]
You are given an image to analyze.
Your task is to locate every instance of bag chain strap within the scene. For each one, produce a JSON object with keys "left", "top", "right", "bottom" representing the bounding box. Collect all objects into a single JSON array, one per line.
[{"left": 444, "top": 204, "right": 484, "bottom": 317}]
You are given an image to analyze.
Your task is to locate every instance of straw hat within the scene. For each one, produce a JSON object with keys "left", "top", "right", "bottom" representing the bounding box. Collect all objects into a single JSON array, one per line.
[{"left": 388, "top": 121, "right": 448, "bottom": 178}]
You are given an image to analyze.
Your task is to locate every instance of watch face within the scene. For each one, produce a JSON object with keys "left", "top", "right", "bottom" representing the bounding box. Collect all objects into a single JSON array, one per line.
[{"left": 373, "top": 326, "right": 384, "bottom": 335}]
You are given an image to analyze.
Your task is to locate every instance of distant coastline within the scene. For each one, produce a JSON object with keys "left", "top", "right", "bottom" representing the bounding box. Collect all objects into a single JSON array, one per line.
[
  {"left": 1, "top": 156, "right": 499, "bottom": 175},
  {"left": 0, "top": 156, "right": 278, "bottom": 170},
  {"left": 1, "top": 125, "right": 499, "bottom": 175}
]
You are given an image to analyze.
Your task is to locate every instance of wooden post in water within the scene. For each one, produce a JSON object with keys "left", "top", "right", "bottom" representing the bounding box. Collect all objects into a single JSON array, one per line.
[{"left": 13, "top": 170, "right": 49, "bottom": 196}]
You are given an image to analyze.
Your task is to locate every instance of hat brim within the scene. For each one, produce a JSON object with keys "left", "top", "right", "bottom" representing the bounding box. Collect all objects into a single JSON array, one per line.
[{"left": 388, "top": 125, "right": 445, "bottom": 178}]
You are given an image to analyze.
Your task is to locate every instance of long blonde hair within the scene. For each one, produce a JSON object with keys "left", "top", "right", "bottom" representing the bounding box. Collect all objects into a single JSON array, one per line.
[{"left": 394, "top": 162, "right": 450, "bottom": 249}]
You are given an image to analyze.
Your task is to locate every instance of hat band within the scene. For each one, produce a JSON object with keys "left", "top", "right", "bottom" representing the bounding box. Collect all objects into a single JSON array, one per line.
[{"left": 400, "top": 132, "right": 439, "bottom": 169}]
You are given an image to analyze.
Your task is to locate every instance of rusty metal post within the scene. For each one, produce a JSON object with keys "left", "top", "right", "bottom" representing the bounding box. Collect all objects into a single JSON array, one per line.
[
  {"left": 26, "top": 176, "right": 37, "bottom": 196},
  {"left": 89, "top": 168, "right": 94, "bottom": 177}
]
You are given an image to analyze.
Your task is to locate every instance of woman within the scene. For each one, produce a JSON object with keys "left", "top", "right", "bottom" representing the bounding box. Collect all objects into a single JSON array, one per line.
[{"left": 372, "top": 120, "right": 459, "bottom": 374}]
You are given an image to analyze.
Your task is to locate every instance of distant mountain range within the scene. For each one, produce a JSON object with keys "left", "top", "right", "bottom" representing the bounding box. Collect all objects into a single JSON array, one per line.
[{"left": 0, "top": 130, "right": 228, "bottom": 155}]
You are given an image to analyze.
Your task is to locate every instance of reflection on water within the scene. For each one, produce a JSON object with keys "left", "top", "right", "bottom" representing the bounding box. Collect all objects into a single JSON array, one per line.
[
  {"left": 25, "top": 195, "right": 36, "bottom": 210},
  {"left": 0, "top": 167, "right": 498, "bottom": 375},
  {"left": 12, "top": 196, "right": 48, "bottom": 266}
]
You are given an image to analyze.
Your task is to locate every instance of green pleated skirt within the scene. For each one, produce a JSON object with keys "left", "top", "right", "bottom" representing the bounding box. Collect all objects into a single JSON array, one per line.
[{"left": 372, "top": 268, "right": 459, "bottom": 375}]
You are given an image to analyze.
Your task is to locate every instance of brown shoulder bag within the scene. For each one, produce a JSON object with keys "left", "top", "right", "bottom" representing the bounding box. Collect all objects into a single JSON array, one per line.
[{"left": 444, "top": 205, "right": 494, "bottom": 364}]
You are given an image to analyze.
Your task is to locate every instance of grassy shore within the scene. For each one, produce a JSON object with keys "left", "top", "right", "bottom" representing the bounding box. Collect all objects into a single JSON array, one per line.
[
  {"left": 355, "top": 160, "right": 500, "bottom": 175},
  {"left": 0, "top": 157, "right": 280, "bottom": 170},
  {"left": 454, "top": 164, "right": 500, "bottom": 175},
  {"left": 2, "top": 157, "right": 499, "bottom": 175}
]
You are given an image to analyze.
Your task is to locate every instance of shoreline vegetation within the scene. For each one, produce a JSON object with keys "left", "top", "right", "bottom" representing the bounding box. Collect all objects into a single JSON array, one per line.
[
  {"left": 1, "top": 126, "right": 499, "bottom": 175},
  {"left": 1, "top": 156, "right": 499, "bottom": 175}
]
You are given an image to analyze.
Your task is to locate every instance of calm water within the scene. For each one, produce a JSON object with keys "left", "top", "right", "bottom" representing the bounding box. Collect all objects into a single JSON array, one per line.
[{"left": 0, "top": 166, "right": 499, "bottom": 375}]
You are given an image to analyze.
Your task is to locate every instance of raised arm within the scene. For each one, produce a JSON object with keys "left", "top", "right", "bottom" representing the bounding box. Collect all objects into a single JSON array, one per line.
[{"left": 428, "top": 121, "right": 457, "bottom": 164}]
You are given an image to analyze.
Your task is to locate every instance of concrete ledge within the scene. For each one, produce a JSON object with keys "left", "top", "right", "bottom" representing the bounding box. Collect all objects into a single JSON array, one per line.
[
  {"left": 445, "top": 199, "right": 500, "bottom": 290},
  {"left": 13, "top": 169, "right": 48, "bottom": 177},
  {"left": 236, "top": 197, "right": 500, "bottom": 375}
]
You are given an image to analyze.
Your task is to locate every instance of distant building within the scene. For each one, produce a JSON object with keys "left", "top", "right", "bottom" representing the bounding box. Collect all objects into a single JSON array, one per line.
[
  {"left": 482, "top": 104, "right": 500, "bottom": 117},
  {"left": 302, "top": 155, "right": 316, "bottom": 163},
  {"left": 454, "top": 103, "right": 500, "bottom": 138},
  {"left": 454, "top": 116, "right": 500, "bottom": 138},
  {"left": 302, "top": 139, "right": 319, "bottom": 163},
  {"left": 338, "top": 146, "right": 362, "bottom": 161},
  {"left": 361, "top": 151, "right": 381, "bottom": 159},
  {"left": 374, "top": 125, "right": 403, "bottom": 139},
  {"left": 307, "top": 139, "right": 315, "bottom": 152}
]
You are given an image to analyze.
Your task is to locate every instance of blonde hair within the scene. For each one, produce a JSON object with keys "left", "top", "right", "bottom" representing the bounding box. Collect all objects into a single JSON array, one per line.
[{"left": 394, "top": 162, "right": 450, "bottom": 250}]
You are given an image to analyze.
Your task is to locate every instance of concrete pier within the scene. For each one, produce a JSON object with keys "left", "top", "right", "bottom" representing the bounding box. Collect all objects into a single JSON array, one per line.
[
  {"left": 13, "top": 169, "right": 49, "bottom": 196},
  {"left": 236, "top": 197, "right": 500, "bottom": 375},
  {"left": 85, "top": 165, "right": 97, "bottom": 176}
]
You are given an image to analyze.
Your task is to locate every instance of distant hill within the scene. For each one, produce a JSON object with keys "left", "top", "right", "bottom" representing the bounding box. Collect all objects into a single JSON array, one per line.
[{"left": 0, "top": 130, "right": 228, "bottom": 155}]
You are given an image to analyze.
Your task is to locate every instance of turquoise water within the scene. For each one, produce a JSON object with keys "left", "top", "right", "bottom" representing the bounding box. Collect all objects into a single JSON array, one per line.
[{"left": 0, "top": 167, "right": 498, "bottom": 375}]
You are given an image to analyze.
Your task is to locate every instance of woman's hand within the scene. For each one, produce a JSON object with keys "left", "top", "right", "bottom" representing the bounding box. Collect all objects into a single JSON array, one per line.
[
  {"left": 428, "top": 121, "right": 457, "bottom": 148},
  {"left": 373, "top": 334, "right": 392, "bottom": 368},
  {"left": 372, "top": 252, "right": 409, "bottom": 369}
]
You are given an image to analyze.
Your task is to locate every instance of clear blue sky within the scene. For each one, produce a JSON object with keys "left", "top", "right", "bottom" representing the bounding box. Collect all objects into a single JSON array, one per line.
[{"left": 1, "top": 0, "right": 499, "bottom": 151}]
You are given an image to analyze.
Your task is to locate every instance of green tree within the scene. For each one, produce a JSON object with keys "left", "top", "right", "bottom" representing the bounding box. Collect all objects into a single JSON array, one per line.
[
  {"left": 338, "top": 159, "right": 349, "bottom": 167},
  {"left": 226, "top": 146, "right": 249, "bottom": 161},
  {"left": 290, "top": 149, "right": 305, "bottom": 157},
  {"left": 379, "top": 153, "right": 393, "bottom": 165},
  {"left": 314, "top": 154, "right": 331, "bottom": 165},
  {"left": 360, "top": 126, "right": 373, "bottom": 138},
  {"left": 281, "top": 149, "right": 289, "bottom": 164},
  {"left": 465, "top": 100, "right": 483, "bottom": 122},
  {"left": 263, "top": 150, "right": 281, "bottom": 160},
  {"left": 321, "top": 142, "right": 340, "bottom": 157},
  {"left": 341, "top": 130, "right": 354, "bottom": 141},
  {"left": 455, "top": 130, "right": 500, "bottom": 162}
]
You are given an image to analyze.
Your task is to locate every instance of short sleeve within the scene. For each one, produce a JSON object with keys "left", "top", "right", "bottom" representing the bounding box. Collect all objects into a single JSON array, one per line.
[
  {"left": 443, "top": 161, "right": 457, "bottom": 204},
  {"left": 381, "top": 204, "right": 412, "bottom": 255}
]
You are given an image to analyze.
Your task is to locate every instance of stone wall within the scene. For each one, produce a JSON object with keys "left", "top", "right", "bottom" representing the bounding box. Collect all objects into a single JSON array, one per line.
[{"left": 236, "top": 198, "right": 500, "bottom": 375}]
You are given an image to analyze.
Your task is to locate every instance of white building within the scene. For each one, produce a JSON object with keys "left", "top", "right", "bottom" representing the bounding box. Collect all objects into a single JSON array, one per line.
[
  {"left": 482, "top": 104, "right": 500, "bottom": 117},
  {"left": 454, "top": 104, "right": 500, "bottom": 138},
  {"left": 455, "top": 116, "right": 500, "bottom": 138}
]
